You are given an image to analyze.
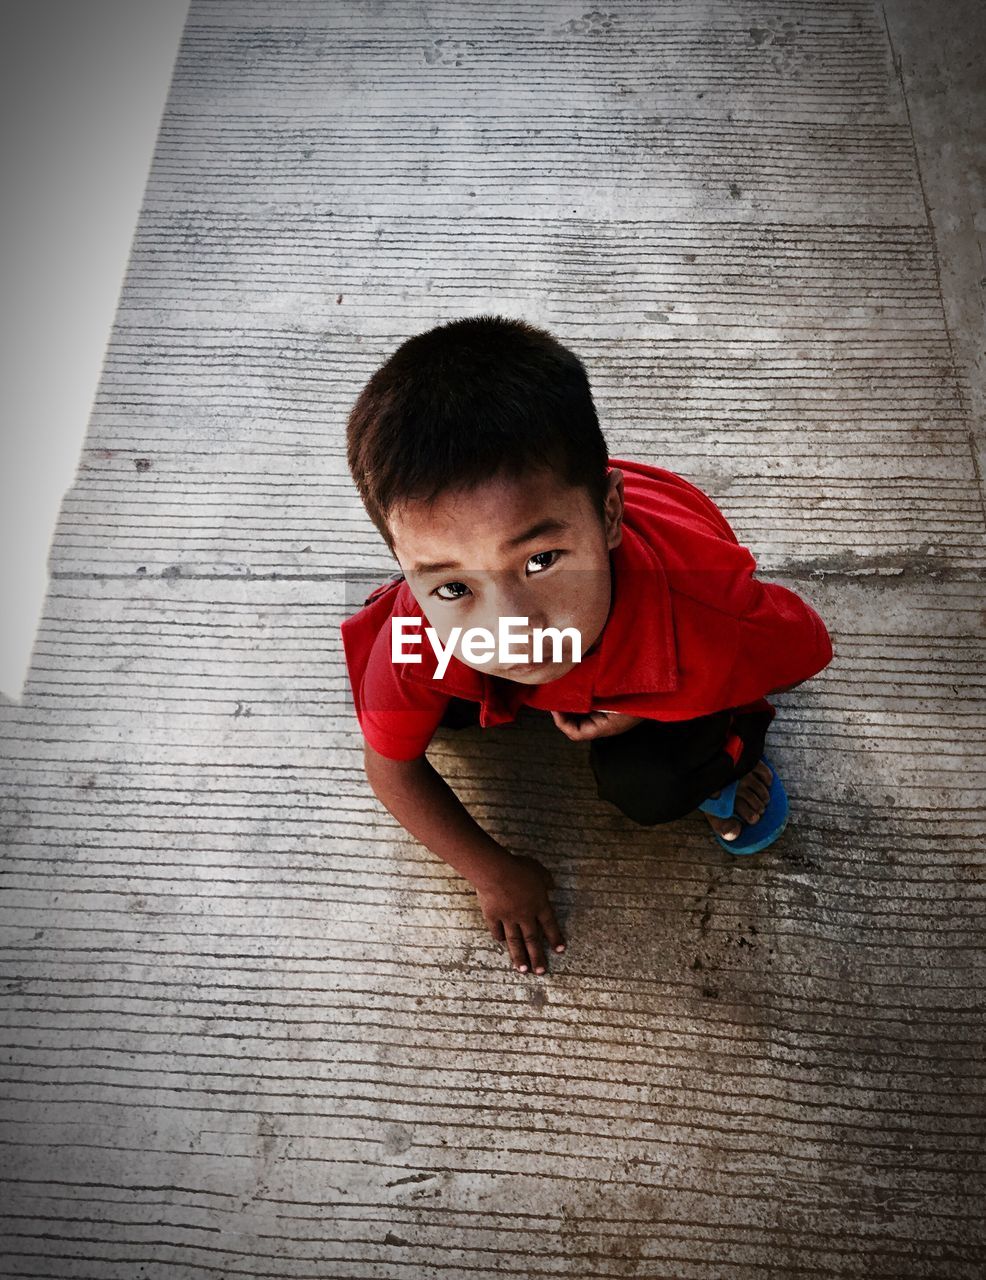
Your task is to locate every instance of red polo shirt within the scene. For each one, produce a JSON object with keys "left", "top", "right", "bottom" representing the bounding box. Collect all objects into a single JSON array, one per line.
[{"left": 340, "top": 457, "right": 834, "bottom": 761}]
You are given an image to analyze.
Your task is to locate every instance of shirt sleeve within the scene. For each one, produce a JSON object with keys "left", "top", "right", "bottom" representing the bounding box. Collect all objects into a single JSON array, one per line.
[
  {"left": 359, "top": 632, "right": 452, "bottom": 760},
  {"left": 726, "top": 564, "right": 835, "bottom": 705},
  {"left": 340, "top": 589, "right": 451, "bottom": 761}
]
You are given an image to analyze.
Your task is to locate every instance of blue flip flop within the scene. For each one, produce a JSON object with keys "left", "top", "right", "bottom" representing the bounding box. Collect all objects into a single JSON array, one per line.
[{"left": 697, "top": 754, "right": 789, "bottom": 855}]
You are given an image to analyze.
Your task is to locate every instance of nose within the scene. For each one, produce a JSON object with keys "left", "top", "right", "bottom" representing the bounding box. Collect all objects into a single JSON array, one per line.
[
  {"left": 470, "top": 586, "right": 549, "bottom": 665},
  {"left": 482, "top": 579, "right": 549, "bottom": 629},
  {"left": 469, "top": 590, "right": 531, "bottom": 647}
]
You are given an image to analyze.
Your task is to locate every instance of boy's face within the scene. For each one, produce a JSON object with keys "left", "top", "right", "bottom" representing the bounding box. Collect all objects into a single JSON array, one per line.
[{"left": 388, "top": 467, "right": 625, "bottom": 685}]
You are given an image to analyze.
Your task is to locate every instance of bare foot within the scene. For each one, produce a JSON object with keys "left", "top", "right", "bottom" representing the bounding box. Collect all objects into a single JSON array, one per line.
[{"left": 702, "top": 759, "right": 773, "bottom": 842}]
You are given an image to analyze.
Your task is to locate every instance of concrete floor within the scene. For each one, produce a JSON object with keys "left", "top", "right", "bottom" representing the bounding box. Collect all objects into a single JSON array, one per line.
[{"left": 1, "top": 1, "right": 984, "bottom": 1276}]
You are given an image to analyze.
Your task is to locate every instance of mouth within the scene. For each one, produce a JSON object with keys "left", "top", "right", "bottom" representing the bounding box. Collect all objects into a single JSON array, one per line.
[{"left": 500, "top": 659, "right": 558, "bottom": 680}]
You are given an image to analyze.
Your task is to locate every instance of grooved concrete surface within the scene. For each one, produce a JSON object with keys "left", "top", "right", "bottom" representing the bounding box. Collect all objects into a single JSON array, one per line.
[{"left": 1, "top": 2, "right": 984, "bottom": 1276}]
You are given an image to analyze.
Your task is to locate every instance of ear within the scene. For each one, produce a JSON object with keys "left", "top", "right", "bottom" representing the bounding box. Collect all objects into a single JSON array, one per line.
[{"left": 603, "top": 468, "right": 625, "bottom": 550}]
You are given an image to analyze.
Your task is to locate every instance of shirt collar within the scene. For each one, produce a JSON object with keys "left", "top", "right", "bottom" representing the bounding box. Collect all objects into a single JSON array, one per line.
[{"left": 396, "top": 516, "right": 679, "bottom": 714}]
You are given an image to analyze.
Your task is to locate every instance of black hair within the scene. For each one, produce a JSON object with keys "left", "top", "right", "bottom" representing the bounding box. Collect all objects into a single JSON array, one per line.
[{"left": 345, "top": 314, "right": 610, "bottom": 550}]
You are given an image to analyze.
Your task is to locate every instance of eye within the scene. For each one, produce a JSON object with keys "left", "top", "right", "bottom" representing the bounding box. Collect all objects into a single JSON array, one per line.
[
  {"left": 432, "top": 580, "right": 471, "bottom": 602},
  {"left": 527, "top": 549, "right": 561, "bottom": 573}
]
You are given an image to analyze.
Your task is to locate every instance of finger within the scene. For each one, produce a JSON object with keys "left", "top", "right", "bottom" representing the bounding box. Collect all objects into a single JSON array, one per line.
[
  {"left": 522, "top": 925, "right": 548, "bottom": 975},
  {"left": 488, "top": 918, "right": 506, "bottom": 943},
  {"left": 550, "top": 711, "right": 579, "bottom": 740},
  {"left": 504, "top": 923, "right": 531, "bottom": 973},
  {"left": 556, "top": 709, "right": 595, "bottom": 732},
  {"left": 538, "top": 909, "right": 567, "bottom": 954}
]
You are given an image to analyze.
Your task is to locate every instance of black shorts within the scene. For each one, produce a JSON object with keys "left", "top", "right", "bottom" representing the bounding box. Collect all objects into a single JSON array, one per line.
[{"left": 437, "top": 698, "right": 774, "bottom": 826}]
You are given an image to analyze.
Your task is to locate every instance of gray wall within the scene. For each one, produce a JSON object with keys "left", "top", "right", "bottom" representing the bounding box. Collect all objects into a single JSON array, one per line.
[{"left": 0, "top": 0, "right": 190, "bottom": 701}]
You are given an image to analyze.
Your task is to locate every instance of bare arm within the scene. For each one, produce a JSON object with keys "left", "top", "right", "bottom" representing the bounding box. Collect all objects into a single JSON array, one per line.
[
  {"left": 363, "top": 741, "right": 513, "bottom": 889},
  {"left": 362, "top": 741, "right": 567, "bottom": 973}
]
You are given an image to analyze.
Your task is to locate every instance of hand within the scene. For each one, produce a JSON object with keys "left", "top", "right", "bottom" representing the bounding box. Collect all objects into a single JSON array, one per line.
[
  {"left": 550, "top": 708, "right": 645, "bottom": 742},
  {"left": 474, "top": 853, "right": 566, "bottom": 975}
]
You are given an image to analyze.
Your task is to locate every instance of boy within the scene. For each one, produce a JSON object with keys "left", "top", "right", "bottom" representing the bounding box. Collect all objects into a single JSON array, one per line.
[{"left": 340, "top": 316, "right": 834, "bottom": 977}]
